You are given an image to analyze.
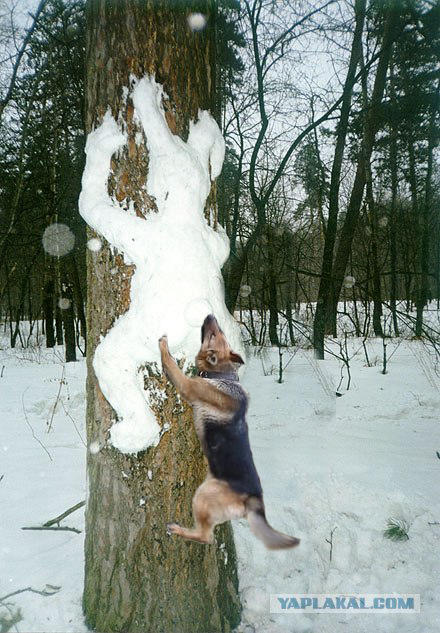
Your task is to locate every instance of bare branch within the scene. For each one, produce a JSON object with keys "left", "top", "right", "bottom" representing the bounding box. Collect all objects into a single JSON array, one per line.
[
  {"left": 260, "top": 0, "right": 337, "bottom": 73},
  {"left": 0, "top": 0, "right": 47, "bottom": 120},
  {"left": 22, "top": 525, "right": 82, "bottom": 534},
  {"left": 42, "top": 500, "right": 85, "bottom": 527},
  {"left": 22, "top": 388, "right": 53, "bottom": 461},
  {"left": 0, "top": 585, "right": 61, "bottom": 603}
]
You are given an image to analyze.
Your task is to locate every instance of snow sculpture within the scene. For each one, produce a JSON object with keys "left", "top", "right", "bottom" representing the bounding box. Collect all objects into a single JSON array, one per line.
[{"left": 79, "top": 76, "right": 243, "bottom": 454}]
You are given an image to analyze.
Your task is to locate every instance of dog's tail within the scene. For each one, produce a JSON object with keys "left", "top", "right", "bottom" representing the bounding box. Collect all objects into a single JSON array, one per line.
[{"left": 246, "top": 497, "right": 300, "bottom": 550}]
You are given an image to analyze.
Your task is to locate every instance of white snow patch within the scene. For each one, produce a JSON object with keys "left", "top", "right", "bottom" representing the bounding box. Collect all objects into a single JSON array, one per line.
[
  {"left": 87, "top": 237, "right": 102, "bottom": 252},
  {"left": 184, "top": 298, "right": 213, "bottom": 327},
  {"left": 187, "top": 12, "right": 207, "bottom": 31},
  {"left": 343, "top": 275, "right": 356, "bottom": 289},
  {"left": 78, "top": 75, "right": 242, "bottom": 454},
  {"left": 42, "top": 223, "right": 75, "bottom": 257},
  {"left": 58, "top": 297, "right": 71, "bottom": 310},
  {"left": 89, "top": 440, "right": 100, "bottom": 455}
]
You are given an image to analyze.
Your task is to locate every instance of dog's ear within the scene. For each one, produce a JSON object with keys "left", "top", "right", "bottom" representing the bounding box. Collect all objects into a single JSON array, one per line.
[{"left": 229, "top": 350, "right": 245, "bottom": 365}]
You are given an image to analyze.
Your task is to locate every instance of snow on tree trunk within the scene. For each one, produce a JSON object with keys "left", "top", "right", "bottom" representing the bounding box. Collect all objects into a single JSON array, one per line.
[
  {"left": 81, "top": 2, "right": 241, "bottom": 631},
  {"left": 79, "top": 77, "right": 241, "bottom": 453}
]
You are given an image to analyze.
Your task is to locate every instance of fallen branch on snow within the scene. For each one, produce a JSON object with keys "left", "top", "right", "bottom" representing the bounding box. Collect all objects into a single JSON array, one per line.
[
  {"left": 47, "top": 365, "right": 66, "bottom": 433},
  {"left": 0, "top": 584, "right": 61, "bottom": 603},
  {"left": 21, "top": 500, "right": 85, "bottom": 534},
  {"left": 21, "top": 526, "right": 81, "bottom": 534}
]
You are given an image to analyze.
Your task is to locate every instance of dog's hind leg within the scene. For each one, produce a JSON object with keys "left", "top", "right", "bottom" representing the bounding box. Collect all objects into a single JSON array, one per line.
[
  {"left": 166, "top": 490, "right": 215, "bottom": 544},
  {"left": 166, "top": 518, "right": 214, "bottom": 544},
  {"left": 167, "top": 478, "right": 246, "bottom": 544}
]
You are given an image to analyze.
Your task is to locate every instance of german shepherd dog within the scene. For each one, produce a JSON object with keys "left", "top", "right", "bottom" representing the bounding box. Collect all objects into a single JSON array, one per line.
[{"left": 158, "top": 314, "right": 300, "bottom": 550}]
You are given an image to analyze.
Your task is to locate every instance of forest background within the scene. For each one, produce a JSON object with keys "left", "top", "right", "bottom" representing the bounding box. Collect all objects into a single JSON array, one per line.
[{"left": 1, "top": 0, "right": 439, "bottom": 359}]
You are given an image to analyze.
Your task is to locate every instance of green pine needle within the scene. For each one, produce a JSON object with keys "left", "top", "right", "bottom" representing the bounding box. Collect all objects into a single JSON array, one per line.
[{"left": 383, "top": 518, "right": 410, "bottom": 541}]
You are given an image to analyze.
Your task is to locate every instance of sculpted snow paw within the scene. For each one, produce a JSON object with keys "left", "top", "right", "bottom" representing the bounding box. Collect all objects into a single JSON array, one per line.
[{"left": 89, "top": 112, "right": 126, "bottom": 155}]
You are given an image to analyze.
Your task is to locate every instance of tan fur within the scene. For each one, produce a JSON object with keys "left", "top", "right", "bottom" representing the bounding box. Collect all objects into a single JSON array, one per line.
[
  {"left": 160, "top": 334, "right": 246, "bottom": 544},
  {"left": 159, "top": 316, "right": 300, "bottom": 550},
  {"left": 167, "top": 478, "right": 247, "bottom": 544},
  {"left": 159, "top": 342, "right": 237, "bottom": 411},
  {"left": 247, "top": 511, "right": 300, "bottom": 550}
]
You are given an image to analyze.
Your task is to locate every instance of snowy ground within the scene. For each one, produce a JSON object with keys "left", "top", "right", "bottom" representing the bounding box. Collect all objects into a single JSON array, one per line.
[
  {"left": 1, "top": 332, "right": 439, "bottom": 632},
  {"left": 0, "top": 340, "right": 88, "bottom": 633},
  {"left": 235, "top": 339, "right": 440, "bottom": 633}
]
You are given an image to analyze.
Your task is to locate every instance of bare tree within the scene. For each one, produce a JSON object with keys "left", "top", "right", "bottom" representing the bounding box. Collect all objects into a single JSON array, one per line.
[
  {"left": 313, "top": 0, "right": 366, "bottom": 358},
  {"left": 223, "top": 0, "right": 343, "bottom": 341},
  {"left": 314, "top": 0, "right": 402, "bottom": 356}
]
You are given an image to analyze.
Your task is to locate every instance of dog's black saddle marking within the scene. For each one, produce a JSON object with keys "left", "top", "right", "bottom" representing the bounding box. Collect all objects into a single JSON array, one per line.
[
  {"left": 198, "top": 371, "right": 238, "bottom": 381},
  {"left": 204, "top": 403, "right": 263, "bottom": 498}
]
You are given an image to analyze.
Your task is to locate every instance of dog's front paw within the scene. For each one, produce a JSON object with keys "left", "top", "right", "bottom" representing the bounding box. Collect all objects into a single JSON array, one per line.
[{"left": 166, "top": 521, "right": 180, "bottom": 536}]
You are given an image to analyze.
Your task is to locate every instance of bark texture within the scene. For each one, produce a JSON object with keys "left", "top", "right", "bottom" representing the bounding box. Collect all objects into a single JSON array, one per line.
[
  {"left": 312, "top": 0, "right": 366, "bottom": 358},
  {"left": 83, "top": 2, "right": 241, "bottom": 631},
  {"left": 326, "top": 2, "right": 401, "bottom": 342}
]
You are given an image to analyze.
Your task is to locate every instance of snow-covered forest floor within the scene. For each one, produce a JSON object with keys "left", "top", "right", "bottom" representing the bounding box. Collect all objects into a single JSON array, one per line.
[
  {"left": 0, "top": 339, "right": 87, "bottom": 632},
  {"left": 1, "top": 329, "right": 439, "bottom": 632}
]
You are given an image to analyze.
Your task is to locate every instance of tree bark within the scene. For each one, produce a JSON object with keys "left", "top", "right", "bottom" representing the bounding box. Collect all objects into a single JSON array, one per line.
[
  {"left": 222, "top": 94, "right": 245, "bottom": 312},
  {"left": 415, "top": 81, "right": 439, "bottom": 336},
  {"left": 61, "top": 282, "right": 76, "bottom": 362},
  {"left": 267, "top": 229, "right": 280, "bottom": 346},
  {"left": 71, "top": 254, "right": 87, "bottom": 344},
  {"left": 389, "top": 128, "right": 399, "bottom": 335},
  {"left": 313, "top": 0, "right": 366, "bottom": 358},
  {"left": 43, "top": 271, "right": 55, "bottom": 348},
  {"left": 366, "top": 176, "right": 384, "bottom": 337},
  {"left": 328, "top": 2, "right": 401, "bottom": 337},
  {"left": 362, "top": 57, "right": 383, "bottom": 338},
  {"left": 83, "top": 2, "right": 241, "bottom": 632},
  {"left": 388, "top": 62, "right": 400, "bottom": 335},
  {"left": 407, "top": 136, "right": 419, "bottom": 308}
]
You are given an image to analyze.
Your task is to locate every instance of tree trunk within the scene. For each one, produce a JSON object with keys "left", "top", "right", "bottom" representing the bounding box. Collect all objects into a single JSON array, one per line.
[
  {"left": 83, "top": 2, "right": 241, "bottom": 632},
  {"left": 43, "top": 271, "right": 55, "bottom": 348},
  {"left": 62, "top": 282, "right": 76, "bottom": 362},
  {"left": 55, "top": 302, "right": 64, "bottom": 346},
  {"left": 285, "top": 270, "right": 296, "bottom": 346},
  {"left": 328, "top": 3, "right": 401, "bottom": 334},
  {"left": 313, "top": 0, "right": 366, "bottom": 358},
  {"left": 415, "top": 81, "right": 439, "bottom": 336},
  {"left": 407, "top": 139, "right": 420, "bottom": 330},
  {"left": 367, "top": 182, "right": 384, "bottom": 338},
  {"left": 388, "top": 63, "right": 399, "bottom": 335},
  {"left": 222, "top": 95, "right": 245, "bottom": 312},
  {"left": 389, "top": 143, "right": 399, "bottom": 334},
  {"left": 363, "top": 89, "right": 383, "bottom": 338},
  {"left": 267, "top": 230, "right": 279, "bottom": 346},
  {"left": 71, "top": 254, "right": 87, "bottom": 345}
]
